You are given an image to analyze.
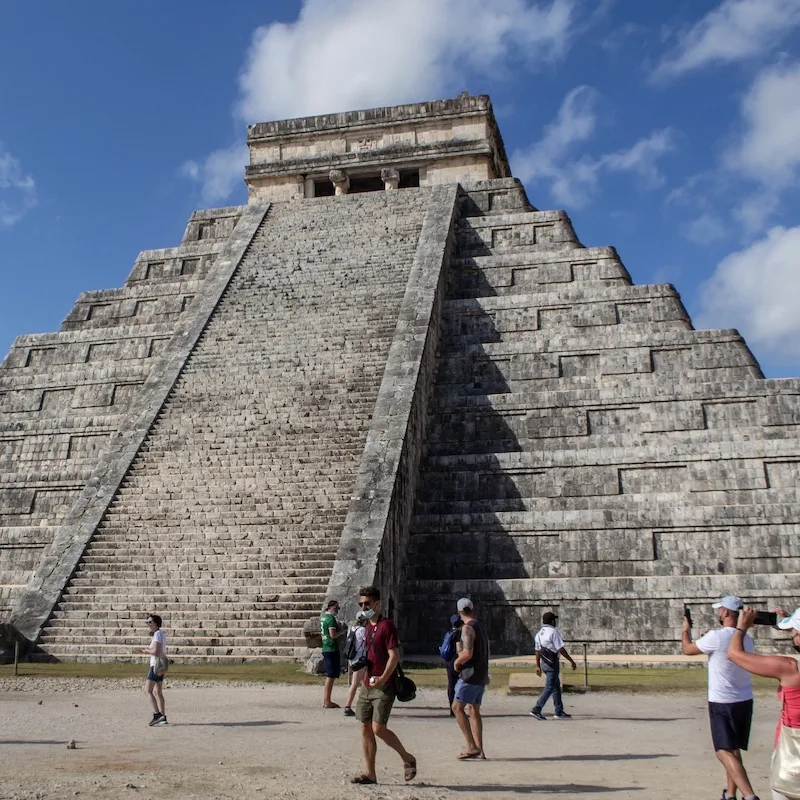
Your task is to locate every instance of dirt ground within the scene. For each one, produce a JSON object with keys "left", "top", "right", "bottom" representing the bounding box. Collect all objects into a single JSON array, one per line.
[{"left": 0, "top": 677, "right": 780, "bottom": 799}]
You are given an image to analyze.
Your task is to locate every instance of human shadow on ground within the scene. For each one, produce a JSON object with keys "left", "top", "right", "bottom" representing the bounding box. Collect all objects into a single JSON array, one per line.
[
  {"left": 581, "top": 715, "right": 690, "bottom": 723},
  {"left": 0, "top": 739, "right": 71, "bottom": 745},
  {"left": 177, "top": 720, "right": 298, "bottom": 728},
  {"left": 429, "top": 783, "right": 644, "bottom": 794},
  {"left": 494, "top": 753, "right": 675, "bottom": 762}
]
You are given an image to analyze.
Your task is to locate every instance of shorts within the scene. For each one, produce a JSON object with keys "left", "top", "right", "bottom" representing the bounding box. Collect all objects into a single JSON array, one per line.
[
  {"left": 322, "top": 650, "right": 341, "bottom": 679},
  {"left": 454, "top": 678, "right": 485, "bottom": 706},
  {"left": 709, "top": 699, "right": 753, "bottom": 751},
  {"left": 146, "top": 667, "right": 164, "bottom": 683},
  {"left": 355, "top": 685, "right": 396, "bottom": 725}
]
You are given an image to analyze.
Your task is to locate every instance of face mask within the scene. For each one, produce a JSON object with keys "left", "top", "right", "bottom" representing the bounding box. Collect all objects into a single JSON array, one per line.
[
  {"left": 362, "top": 609, "right": 375, "bottom": 620},
  {"left": 330, "top": 609, "right": 338, "bottom": 617}
]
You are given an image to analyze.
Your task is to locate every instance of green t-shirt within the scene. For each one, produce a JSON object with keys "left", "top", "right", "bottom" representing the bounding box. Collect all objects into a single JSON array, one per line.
[{"left": 321, "top": 613, "right": 339, "bottom": 652}]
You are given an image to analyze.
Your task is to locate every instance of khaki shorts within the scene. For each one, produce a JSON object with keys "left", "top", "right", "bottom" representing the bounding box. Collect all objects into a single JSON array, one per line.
[{"left": 355, "top": 685, "right": 396, "bottom": 725}]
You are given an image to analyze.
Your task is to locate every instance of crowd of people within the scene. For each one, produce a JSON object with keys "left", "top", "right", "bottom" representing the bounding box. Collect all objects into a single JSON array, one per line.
[{"left": 139, "top": 592, "right": 800, "bottom": 796}]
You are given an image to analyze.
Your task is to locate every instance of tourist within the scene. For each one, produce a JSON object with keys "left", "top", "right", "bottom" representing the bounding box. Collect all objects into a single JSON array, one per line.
[
  {"left": 143, "top": 614, "right": 168, "bottom": 726},
  {"left": 441, "top": 613, "right": 464, "bottom": 715},
  {"left": 529, "top": 611, "right": 577, "bottom": 721},
  {"left": 321, "top": 599, "right": 345, "bottom": 708},
  {"left": 350, "top": 585, "right": 416, "bottom": 785},
  {"left": 344, "top": 611, "right": 369, "bottom": 717},
  {"left": 452, "top": 597, "right": 490, "bottom": 759},
  {"left": 682, "top": 596, "right": 760, "bottom": 800},
  {"left": 728, "top": 607, "right": 800, "bottom": 800}
]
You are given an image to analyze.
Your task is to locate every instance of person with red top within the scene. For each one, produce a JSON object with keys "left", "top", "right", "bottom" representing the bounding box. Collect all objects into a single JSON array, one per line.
[
  {"left": 350, "top": 585, "right": 416, "bottom": 786},
  {"left": 729, "top": 606, "right": 800, "bottom": 800}
]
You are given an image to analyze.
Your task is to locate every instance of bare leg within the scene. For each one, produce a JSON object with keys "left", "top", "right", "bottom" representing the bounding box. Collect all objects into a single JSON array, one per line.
[
  {"left": 323, "top": 677, "right": 337, "bottom": 707},
  {"left": 360, "top": 721, "right": 377, "bottom": 780},
  {"left": 373, "top": 722, "right": 414, "bottom": 766},
  {"left": 345, "top": 669, "right": 365, "bottom": 709},
  {"left": 468, "top": 703, "right": 485, "bottom": 758},
  {"left": 144, "top": 680, "right": 159, "bottom": 714},
  {"left": 715, "top": 749, "right": 755, "bottom": 798},
  {"left": 152, "top": 682, "right": 166, "bottom": 716},
  {"left": 452, "top": 699, "right": 479, "bottom": 755}
]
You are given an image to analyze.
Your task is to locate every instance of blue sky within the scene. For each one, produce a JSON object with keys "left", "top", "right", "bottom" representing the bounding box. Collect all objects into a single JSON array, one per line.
[{"left": 1, "top": 0, "right": 799, "bottom": 376}]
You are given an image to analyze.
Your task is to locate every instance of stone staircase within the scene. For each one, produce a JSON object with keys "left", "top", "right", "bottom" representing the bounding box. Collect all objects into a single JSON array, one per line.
[
  {"left": 0, "top": 207, "right": 242, "bottom": 619},
  {"left": 401, "top": 180, "right": 800, "bottom": 655},
  {"left": 34, "top": 189, "right": 431, "bottom": 661}
]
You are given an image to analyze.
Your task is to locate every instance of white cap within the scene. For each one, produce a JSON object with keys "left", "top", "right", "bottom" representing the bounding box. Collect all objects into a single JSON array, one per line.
[
  {"left": 457, "top": 597, "right": 473, "bottom": 612},
  {"left": 777, "top": 608, "right": 800, "bottom": 632},
  {"left": 711, "top": 595, "right": 744, "bottom": 611}
]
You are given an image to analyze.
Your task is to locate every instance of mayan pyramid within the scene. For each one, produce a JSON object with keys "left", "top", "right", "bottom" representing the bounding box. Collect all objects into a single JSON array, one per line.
[{"left": 1, "top": 94, "right": 797, "bottom": 662}]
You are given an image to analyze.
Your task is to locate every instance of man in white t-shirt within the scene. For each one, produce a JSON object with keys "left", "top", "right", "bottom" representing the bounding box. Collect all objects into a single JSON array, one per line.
[
  {"left": 529, "top": 612, "right": 577, "bottom": 721},
  {"left": 142, "top": 614, "right": 168, "bottom": 726},
  {"left": 682, "top": 596, "right": 759, "bottom": 800}
]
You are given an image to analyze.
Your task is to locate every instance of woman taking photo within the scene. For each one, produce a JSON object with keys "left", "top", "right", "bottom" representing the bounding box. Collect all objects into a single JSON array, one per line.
[{"left": 728, "top": 607, "right": 800, "bottom": 800}]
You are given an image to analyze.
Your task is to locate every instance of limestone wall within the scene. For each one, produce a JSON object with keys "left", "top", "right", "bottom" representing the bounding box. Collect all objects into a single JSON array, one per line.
[{"left": 401, "top": 179, "right": 800, "bottom": 655}]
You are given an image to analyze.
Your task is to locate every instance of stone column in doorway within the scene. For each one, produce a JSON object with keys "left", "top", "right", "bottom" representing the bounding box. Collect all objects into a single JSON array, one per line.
[
  {"left": 304, "top": 176, "right": 315, "bottom": 198},
  {"left": 329, "top": 169, "right": 349, "bottom": 195},
  {"left": 381, "top": 168, "right": 400, "bottom": 191}
]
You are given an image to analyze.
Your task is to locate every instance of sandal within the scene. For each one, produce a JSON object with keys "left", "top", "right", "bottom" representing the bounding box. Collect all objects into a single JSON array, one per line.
[
  {"left": 404, "top": 756, "right": 417, "bottom": 782},
  {"left": 457, "top": 751, "right": 481, "bottom": 760},
  {"left": 350, "top": 775, "right": 377, "bottom": 785}
]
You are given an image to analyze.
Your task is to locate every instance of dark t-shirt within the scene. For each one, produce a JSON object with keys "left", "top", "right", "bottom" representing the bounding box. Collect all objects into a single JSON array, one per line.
[
  {"left": 363, "top": 617, "right": 400, "bottom": 688},
  {"left": 461, "top": 619, "right": 489, "bottom": 685}
]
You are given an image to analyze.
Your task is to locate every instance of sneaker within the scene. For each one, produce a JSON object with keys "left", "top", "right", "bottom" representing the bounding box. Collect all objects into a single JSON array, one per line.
[
  {"left": 553, "top": 713, "right": 572, "bottom": 720},
  {"left": 343, "top": 707, "right": 356, "bottom": 717},
  {"left": 148, "top": 713, "right": 161, "bottom": 727},
  {"left": 529, "top": 710, "right": 547, "bottom": 720},
  {"left": 155, "top": 715, "right": 168, "bottom": 725}
]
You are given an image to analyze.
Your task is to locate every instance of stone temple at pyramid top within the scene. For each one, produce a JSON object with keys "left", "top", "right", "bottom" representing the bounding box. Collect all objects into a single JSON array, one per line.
[{"left": 245, "top": 93, "right": 511, "bottom": 202}]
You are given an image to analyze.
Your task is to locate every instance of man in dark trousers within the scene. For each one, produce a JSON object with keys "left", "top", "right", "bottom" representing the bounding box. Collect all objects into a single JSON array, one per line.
[
  {"left": 350, "top": 585, "right": 416, "bottom": 785},
  {"left": 452, "top": 597, "right": 490, "bottom": 760},
  {"left": 530, "top": 611, "right": 576, "bottom": 720}
]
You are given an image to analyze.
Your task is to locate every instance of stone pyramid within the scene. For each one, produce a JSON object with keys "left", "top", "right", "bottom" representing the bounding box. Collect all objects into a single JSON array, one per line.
[{"left": 1, "top": 94, "right": 797, "bottom": 661}]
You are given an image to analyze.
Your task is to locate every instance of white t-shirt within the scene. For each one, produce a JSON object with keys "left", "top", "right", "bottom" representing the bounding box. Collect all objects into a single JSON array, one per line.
[
  {"left": 149, "top": 630, "right": 167, "bottom": 668},
  {"left": 353, "top": 625, "right": 367, "bottom": 661},
  {"left": 534, "top": 625, "right": 565, "bottom": 654},
  {"left": 696, "top": 627, "right": 754, "bottom": 703}
]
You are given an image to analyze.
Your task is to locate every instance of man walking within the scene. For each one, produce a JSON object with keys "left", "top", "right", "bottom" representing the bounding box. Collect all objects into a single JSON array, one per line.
[
  {"left": 351, "top": 585, "right": 416, "bottom": 785},
  {"left": 321, "top": 599, "right": 345, "bottom": 708},
  {"left": 682, "top": 595, "right": 760, "bottom": 800},
  {"left": 452, "top": 597, "right": 490, "bottom": 759},
  {"left": 530, "top": 611, "right": 576, "bottom": 720},
  {"left": 143, "top": 614, "right": 168, "bottom": 726}
]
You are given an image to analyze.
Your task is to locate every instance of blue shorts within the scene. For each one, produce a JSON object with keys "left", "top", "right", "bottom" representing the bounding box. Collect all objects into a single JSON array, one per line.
[
  {"left": 709, "top": 699, "right": 753, "bottom": 751},
  {"left": 454, "top": 678, "right": 485, "bottom": 706},
  {"left": 322, "top": 650, "right": 341, "bottom": 679},
  {"left": 146, "top": 667, "right": 164, "bottom": 683}
]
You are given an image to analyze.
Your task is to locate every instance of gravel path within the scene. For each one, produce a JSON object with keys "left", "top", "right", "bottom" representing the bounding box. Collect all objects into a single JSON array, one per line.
[{"left": 0, "top": 678, "right": 780, "bottom": 799}]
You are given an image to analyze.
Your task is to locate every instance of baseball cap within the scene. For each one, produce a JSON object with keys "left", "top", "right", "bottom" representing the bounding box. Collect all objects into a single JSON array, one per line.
[
  {"left": 777, "top": 608, "right": 800, "bottom": 632},
  {"left": 711, "top": 595, "right": 744, "bottom": 611},
  {"left": 457, "top": 597, "right": 474, "bottom": 612}
]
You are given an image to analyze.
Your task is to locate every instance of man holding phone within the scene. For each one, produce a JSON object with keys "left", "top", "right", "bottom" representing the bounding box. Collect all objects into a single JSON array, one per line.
[{"left": 682, "top": 596, "right": 760, "bottom": 800}]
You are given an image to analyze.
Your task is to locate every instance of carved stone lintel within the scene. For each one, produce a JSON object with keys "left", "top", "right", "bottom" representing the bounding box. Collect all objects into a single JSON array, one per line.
[
  {"left": 381, "top": 168, "right": 400, "bottom": 191},
  {"left": 329, "top": 169, "right": 349, "bottom": 195}
]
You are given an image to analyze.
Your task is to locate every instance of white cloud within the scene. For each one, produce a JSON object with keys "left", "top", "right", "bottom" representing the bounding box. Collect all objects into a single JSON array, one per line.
[
  {"left": 183, "top": 0, "right": 576, "bottom": 202},
  {"left": 697, "top": 225, "right": 800, "bottom": 360},
  {"left": 512, "top": 88, "right": 675, "bottom": 208},
  {"left": 0, "top": 144, "right": 36, "bottom": 228},
  {"left": 654, "top": 0, "right": 800, "bottom": 80},
  {"left": 685, "top": 212, "right": 727, "bottom": 244},
  {"left": 725, "top": 62, "right": 800, "bottom": 233},
  {"left": 726, "top": 62, "right": 800, "bottom": 182},
  {"left": 180, "top": 145, "right": 249, "bottom": 205}
]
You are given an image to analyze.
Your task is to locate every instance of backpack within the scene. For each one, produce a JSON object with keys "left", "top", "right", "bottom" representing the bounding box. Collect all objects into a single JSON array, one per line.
[
  {"left": 344, "top": 626, "right": 359, "bottom": 662},
  {"left": 439, "top": 628, "right": 459, "bottom": 662}
]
